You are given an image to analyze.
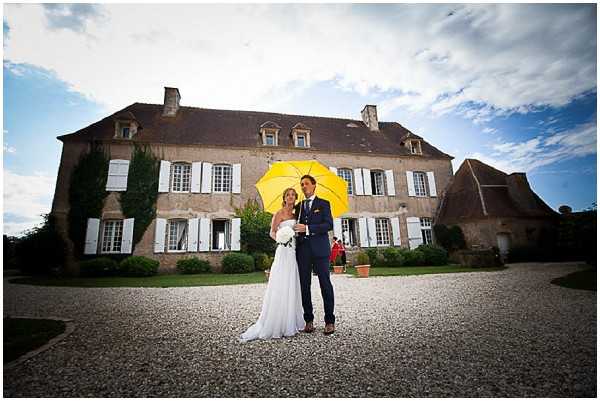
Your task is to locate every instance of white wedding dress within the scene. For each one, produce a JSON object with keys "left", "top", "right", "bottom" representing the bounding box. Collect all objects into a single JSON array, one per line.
[{"left": 240, "top": 219, "right": 304, "bottom": 342}]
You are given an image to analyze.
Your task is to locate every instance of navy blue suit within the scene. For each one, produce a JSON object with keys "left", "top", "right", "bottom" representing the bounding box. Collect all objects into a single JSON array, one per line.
[{"left": 294, "top": 196, "right": 335, "bottom": 325}]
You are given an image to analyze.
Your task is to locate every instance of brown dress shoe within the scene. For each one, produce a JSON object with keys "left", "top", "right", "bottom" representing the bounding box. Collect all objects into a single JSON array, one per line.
[
  {"left": 324, "top": 323, "right": 335, "bottom": 335},
  {"left": 303, "top": 322, "right": 315, "bottom": 333}
]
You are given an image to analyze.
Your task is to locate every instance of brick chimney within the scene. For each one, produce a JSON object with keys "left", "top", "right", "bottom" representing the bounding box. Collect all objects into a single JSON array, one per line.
[
  {"left": 162, "top": 87, "right": 181, "bottom": 117},
  {"left": 361, "top": 105, "right": 379, "bottom": 131}
]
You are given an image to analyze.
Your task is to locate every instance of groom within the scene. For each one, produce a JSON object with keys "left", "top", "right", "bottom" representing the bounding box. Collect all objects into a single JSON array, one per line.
[{"left": 294, "top": 175, "right": 335, "bottom": 335}]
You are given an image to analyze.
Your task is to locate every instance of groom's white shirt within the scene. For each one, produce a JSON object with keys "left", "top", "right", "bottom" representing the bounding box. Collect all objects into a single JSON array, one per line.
[{"left": 304, "top": 194, "right": 316, "bottom": 236}]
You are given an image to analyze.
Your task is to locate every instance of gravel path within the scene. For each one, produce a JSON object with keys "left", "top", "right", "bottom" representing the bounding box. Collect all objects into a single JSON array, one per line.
[{"left": 3, "top": 262, "right": 596, "bottom": 397}]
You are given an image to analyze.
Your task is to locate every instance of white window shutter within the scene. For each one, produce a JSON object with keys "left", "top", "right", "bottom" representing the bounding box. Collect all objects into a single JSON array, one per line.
[
  {"left": 199, "top": 218, "right": 210, "bottom": 251},
  {"left": 390, "top": 217, "right": 401, "bottom": 246},
  {"left": 333, "top": 218, "right": 342, "bottom": 240},
  {"left": 406, "top": 217, "right": 423, "bottom": 250},
  {"left": 187, "top": 218, "right": 199, "bottom": 252},
  {"left": 385, "top": 170, "right": 396, "bottom": 196},
  {"left": 329, "top": 166, "right": 337, "bottom": 175},
  {"left": 353, "top": 168, "right": 364, "bottom": 195},
  {"left": 367, "top": 217, "right": 377, "bottom": 247},
  {"left": 358, "top": 217, "right": 369, "bottom": 248},
  {"left": 427, "top": 171, "right": 437, "bottom": 197},
  {"left": 106, "top": 160, "right": 130, "bottom": 191},
  {"left": 84, "top": 218, "right": 100, "bottom": 255},
  {"left": 232, "top": 164, "right": 241, "bottom": 194},
  {"left": 231, "top": 218, "right": 241, "bottom": 251},
  {"left": 191, "top": 162, "right": 202, "bottom": 193},
  {"left": 406, "top": 171, "right": 416, "bottom": 197},
  {"left": 158, "top": 161, "right": 171, "bottom": 193},
  {"left": 154, "top": 218, "right": 166, "bottom": 253},
  {"left": 121, "top": 218, "right": 134, "bottom": 254},
  {"left": 362, "top": 168, "right": 372, "bottom": 196},
  {"left": 201, "top": 163, "right": 213, "bottom": 193}
]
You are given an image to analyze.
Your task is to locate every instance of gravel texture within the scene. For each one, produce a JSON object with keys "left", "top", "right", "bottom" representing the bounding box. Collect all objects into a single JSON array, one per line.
[{"left": 3, "top": 262, "right": 596, "bottom": 397}]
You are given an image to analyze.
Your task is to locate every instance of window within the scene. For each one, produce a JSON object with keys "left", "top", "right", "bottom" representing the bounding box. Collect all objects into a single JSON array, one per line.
[
  {"left": 341, "top": 218, "right": 357, "bottom": 246},
  {"left": 212, "top": 220, "right": 231, "bottom": 250},
  {"left": 371, "top": 170, "right": 385, "bottom": 196},
  {"left": 420, "top": 217, "right": 432, "bottom": 245},
  {"left": 171, "top": 163, "right": 191, "bottom": 192},
  {"left": 296, "top": 134, "right": 306, "bottom": 147},
  {"left": 375, "top": 218, "right": 391, "bottom": 246},
  {"left": 168, "top": 220, "right": 188, "bottom": 251},
  {"left": 337, "top": 169, "right": 354, "bottom": 195},
  {"left": 101, "top": 220, "right": 123, "bottom": 253},
  {"left": 121, "top": 126, "right": 130, "bottom": 139},
  {"left": 410, "top": 140, "right": 422, "bottom": 155},
  {"left": 212, "top": 164, "right": 232, "bottom": 193},
  {"left": 413, "top": 172, "right": 427, "bottom": 197},
  {"left": 265, "top": 133, "right": 275, "bottom": 146}
]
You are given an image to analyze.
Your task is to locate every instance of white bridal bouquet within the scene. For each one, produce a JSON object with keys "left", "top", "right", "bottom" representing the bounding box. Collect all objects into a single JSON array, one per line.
[{"left": 276, "top": 226, "right": 295, "bottom": 248}]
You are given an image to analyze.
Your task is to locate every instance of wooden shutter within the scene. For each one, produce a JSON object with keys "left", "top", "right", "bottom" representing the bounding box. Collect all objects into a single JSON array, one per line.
[
  {"left": 201, "top": 163, "right": 212, "bottom": 194},
  {"left": 187, "top": 218, "right": 199, "bottom": 252},
  {"left": 427, "top": 171, "right": 437, "bottom": 197},
  {"left": 199, "top": 218, "right": 210, "bottom": 251},
  {"left": 406, "top": 217, "right": 423, "bottom": 250},
  {"left": 333, "top": 218, "right": 342, "bottom": 240},
  {"left": 406, "top": 171, "right": 416, "bottom": 197},
  {"left": 385, "top": 170, "right": 396, "bottom": 196},
  {"left": 84, "top": 218, "right": 100, "bottom": 255},
  {"left": 390, "top": 217, "right": 401, "bottom": 246},
  {"left": 232, "top": 164, "right": 241, "bottom": 194},
  {"left": 362, "top": 168, "right": 372, "bottom": 196},
  {"left": 191, "top": 162, "right": 202, "bottom": 193},
  {"left": 106, "top": 160, "right": 130, "bottom": 191},
  {"left": 158, "top": 161, "right": 171, "bottom": 193},
  {"left": 231, "top": 218, "right": 241, "bottom": 251},
  {"left": 353, "top": 168, "right": 364, "bottom": 195},
  {"left": 121, "top": 218, "right": 134, "bottom": 254},
  {"left": 367, "top": 217, "right": 377, "bottom": 247},
  {"left": 358, "top": 217, "right": 369, "bottom": 247},
  {"left": 154, "top": 218, "right": 166, "bottom": 253}
]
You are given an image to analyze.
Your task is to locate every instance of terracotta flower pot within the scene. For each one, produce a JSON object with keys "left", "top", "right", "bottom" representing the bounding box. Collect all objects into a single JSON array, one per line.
[
  {"left": 355, "top": 264, "right": 370, "bottom": 278},
  {"left": 333, "top": 265, "right": 344, "bottom": 274}
]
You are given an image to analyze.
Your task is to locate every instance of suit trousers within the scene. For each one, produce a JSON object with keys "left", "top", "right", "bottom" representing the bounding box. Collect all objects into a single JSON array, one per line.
[{"left": 296, "top": 241, "right": 335, "bottom": 324}]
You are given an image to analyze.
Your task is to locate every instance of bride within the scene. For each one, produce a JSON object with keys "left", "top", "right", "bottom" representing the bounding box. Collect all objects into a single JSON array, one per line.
[{"left": 240, "top": 187, "right": 304, "bottom": 342}]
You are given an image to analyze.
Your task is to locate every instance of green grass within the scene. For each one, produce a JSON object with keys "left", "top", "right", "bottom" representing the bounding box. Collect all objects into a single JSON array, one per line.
[
  {"left": 346, "top": 265, "right": 507, "bottom": 277},
  {"left": 4, "top": 317, "right": 66, "bottom": 363},
  {"left": 551, "top": 268, "right": 596, "bottom": 291},
  {"left": 9, "top": 271, "right": 268, "bottom": 288}
]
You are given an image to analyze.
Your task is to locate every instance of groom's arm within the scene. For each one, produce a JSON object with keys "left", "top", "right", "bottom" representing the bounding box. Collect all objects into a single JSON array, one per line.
[{"left": 307, "top": 200, "right": 333, "bottom": 235}]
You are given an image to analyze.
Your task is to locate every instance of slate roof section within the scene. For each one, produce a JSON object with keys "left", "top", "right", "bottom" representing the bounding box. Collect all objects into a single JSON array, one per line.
[{"left": 57, "top": 103, "right": 453, "bottom": 159}]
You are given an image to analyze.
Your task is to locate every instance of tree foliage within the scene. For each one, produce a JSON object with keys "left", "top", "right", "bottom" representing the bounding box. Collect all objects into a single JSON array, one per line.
[{"left": 234, "top": 199, "right": 276, "bottom": 255}]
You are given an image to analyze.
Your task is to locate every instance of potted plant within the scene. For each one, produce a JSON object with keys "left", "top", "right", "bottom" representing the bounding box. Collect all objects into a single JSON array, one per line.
[
  {"left": 355, "top": 251, "right": 371, "bottom": 278},
  {"left": 333, "top": 255, "right": 344, "bottom": 274}
]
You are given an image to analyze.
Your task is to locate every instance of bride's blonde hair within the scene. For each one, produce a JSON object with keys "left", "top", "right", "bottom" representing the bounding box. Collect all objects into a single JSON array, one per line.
[{"left": 281, "top": 187, "right": 298, "bottom": 207}]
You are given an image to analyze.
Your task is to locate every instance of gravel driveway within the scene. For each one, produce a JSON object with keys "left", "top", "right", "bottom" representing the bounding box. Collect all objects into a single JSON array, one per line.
[{"left": 3, "top": 262, "right": 596, "bottom": 397}]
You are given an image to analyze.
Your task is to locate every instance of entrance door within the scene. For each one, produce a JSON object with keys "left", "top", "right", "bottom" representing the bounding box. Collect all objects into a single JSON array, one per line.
[{"left": 496, "top": 233, "right": 511, "bottom": 260}]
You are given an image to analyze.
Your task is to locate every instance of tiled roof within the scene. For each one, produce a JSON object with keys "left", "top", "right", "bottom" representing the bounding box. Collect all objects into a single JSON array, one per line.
[{"left": 57, "top": 103, "right": 453, "bottom": 159}]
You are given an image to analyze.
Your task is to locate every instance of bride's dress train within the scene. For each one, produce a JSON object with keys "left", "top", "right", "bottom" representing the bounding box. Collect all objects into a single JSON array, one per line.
[{"left": 240, "top": 219, "right": 304, "bottom": 342}]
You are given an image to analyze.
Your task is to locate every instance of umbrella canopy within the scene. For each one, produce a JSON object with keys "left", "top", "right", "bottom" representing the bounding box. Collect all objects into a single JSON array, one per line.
[{"left": 255, "top": 160, "right": 349, "bottom": 218}]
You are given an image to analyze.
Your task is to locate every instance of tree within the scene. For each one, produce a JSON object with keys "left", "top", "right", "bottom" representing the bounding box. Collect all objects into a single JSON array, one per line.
[{"left": 234, "top": 199, "right": 276, "bottom": 255}]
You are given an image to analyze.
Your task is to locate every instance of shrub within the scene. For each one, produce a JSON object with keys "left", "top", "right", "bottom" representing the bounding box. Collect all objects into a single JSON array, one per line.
[
  {"left": 252, "top": 252, "right": 271, "bottom": 271},
  {"left": 356, "top": 251, "right": 370, "bottom": 266},
  {"left": 15, "top": 214, "right": 66, "bottom": 276},
  {"left": 80, "top": 257, "right": 120, "bottom": 277},
  {"left": 334, "top": 255, "right": 343, "bottom": 266},
  {"left": 222, "top": 253, "right": 254, "bottom": 274},
  {"left": 119, "top": 256, "right": 159, "bottom": 277},
  {"left": 382, "top": 247, "right": 404, "bottom": 267},
  {"left": 403, "top": 248, "right": 425, "bottom": 266},
  {"left": 234, "top": 200, "right": 276, "bottom": 255},
  {"left": 418, "top": 245, "right": 448, "bottom": 266},
  {"left": 364, "top": 248, "right": 378, "bottom": 265},
  {"left": 176, "top": 257, "right": 211, "bottom": 274},
  {"left": 433, "top": 224, "right": 466, "bottom": 252}
]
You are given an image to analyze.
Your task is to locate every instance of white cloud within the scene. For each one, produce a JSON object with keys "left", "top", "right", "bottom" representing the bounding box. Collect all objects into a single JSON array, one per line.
[
  {"left": 3, "top": 4, "right": 596, "bottom": 121},
  {"left": 3, "top": 144, "right": 16, "bottom": 153},
  {"left": 482, "top": 127, "right": 498, "bottom": 134},
  {"left": 3, "top": 170, "right": 55, "bottom": 236},
  {"left": 468, "top": 120, "right": 597, "bottom": 173}
]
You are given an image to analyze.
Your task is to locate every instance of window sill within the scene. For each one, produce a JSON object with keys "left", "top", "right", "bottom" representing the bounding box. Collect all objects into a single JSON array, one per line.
[
  {"left": 170, "top": 190, "right": 192, "bottom": 194},
  {"left": 167, "top": 249, "right": 188, "bottom": 253},
  {"left": 101, "top": 250, "right": 122, "bottom": 254}
]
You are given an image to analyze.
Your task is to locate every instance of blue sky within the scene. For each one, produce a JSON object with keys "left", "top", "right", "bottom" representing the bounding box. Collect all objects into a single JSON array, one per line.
[{"left": 3, "top": 3, "right": 597, "bottom": 236}]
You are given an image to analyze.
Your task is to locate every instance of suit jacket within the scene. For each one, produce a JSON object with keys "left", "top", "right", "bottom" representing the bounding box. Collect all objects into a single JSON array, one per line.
[{"left": 294, "top": 196, "right": 334, "bottom": 259}]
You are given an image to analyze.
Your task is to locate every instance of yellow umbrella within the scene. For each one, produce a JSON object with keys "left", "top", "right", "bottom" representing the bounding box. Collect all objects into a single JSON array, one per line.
[{"left": 255, "top": 160, "right": 349, "bottom": 218}]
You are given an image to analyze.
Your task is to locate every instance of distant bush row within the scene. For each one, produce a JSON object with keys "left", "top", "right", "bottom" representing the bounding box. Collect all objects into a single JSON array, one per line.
[{"left": 362, "top": 245, "right": 449, "bottom": 267}]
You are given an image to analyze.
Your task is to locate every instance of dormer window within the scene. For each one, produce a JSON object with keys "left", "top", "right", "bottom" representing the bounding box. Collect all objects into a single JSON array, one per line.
[
  {"left": 264, "top": 131, "right": 276, "bottom": 146},
  {"left": 292, "top": 123, "right": 311, "bottom": 148},
  {"left": 410, "top": 140, "right": 422, "bottom": 155},
  {"left": 296, "top": 133, "right": 306, "bottom": 147},
  {"left": 113, "top": 111, "right": 141, "bottom": 140},
  {"left": 260, "top": 122, "right": 280, "bottom": 146},
  {"left": 121, "top": 126, "right": 131, "bottom": 139}
]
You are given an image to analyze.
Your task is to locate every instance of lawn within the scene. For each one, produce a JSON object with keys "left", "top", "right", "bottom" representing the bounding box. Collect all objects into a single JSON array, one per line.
[
  {"left": 9, "top": 271, "right": 268, "bottom": 288},
  {"left": 551, "top": 268, "right": 596, "bottom": 291},
  {"left": 345, "top": 265, "right": 507, "bottom": 277},
  {"left": 4, "top": 317, "right": 66, "bottom": 363}
]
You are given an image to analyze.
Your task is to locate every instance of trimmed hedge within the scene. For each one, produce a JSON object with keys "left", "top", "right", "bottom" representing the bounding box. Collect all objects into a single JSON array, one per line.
[
  {"left": 119, "top": 256, "right": 159, "bottom": 277},
  {"left": 80, "top": 257, "right": 119, "bottom": 277},
  {"left": 360, "top": 245, "right": 448, "bottom": 267},
  {"left": 176, "top": 257, "right": 211, "bottom": 274},
  {"left": 222, "top": 253, "right": 254, "bottom": 274},
  {"left": 252, "top": 252, "right": 271, "bottom": 271}
]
